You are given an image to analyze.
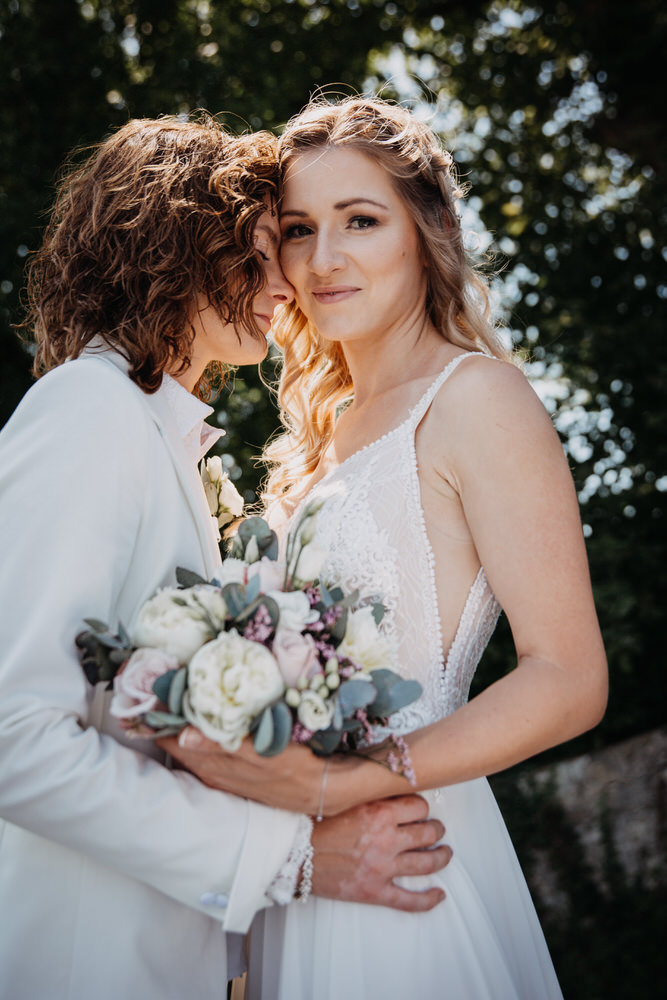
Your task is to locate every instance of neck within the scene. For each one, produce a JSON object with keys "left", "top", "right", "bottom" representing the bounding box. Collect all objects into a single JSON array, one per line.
[{"left": 342, "top": 310, "right": 445, "bottom": 408}]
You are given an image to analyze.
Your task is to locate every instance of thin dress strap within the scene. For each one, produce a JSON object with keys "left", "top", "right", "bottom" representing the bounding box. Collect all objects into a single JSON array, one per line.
[{"left": 409, "top": 351, "right": 498, "bottom": 427}]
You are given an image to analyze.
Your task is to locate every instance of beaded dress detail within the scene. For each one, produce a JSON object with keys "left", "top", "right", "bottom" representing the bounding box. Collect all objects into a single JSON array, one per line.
[{"left": 278, "top": 353, "right": 501, "bottom": 733}]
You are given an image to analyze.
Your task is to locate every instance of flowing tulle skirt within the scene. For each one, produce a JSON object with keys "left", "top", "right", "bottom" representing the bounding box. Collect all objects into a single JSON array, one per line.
[{"left": 247, "top": 778, "right": 563, "bottom": 1000}]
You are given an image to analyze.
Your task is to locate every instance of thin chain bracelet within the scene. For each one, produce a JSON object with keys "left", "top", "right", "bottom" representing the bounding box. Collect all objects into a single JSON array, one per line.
[
  {"left": 316, "top": 759, "right": 330, "bottom": 823},
  {"left": 296, "top": 842, "right": 314, "bottom": 904}
]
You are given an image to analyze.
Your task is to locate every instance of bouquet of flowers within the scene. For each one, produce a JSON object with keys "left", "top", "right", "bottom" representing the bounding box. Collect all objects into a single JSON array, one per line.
[{"left": 76, "top": 501, "right": 421, "bottom": 770}]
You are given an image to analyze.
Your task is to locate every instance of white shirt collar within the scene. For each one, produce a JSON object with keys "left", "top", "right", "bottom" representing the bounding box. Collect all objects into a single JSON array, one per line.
[{"left": 160, "top": 374, "right": 225, "bottom": 465}]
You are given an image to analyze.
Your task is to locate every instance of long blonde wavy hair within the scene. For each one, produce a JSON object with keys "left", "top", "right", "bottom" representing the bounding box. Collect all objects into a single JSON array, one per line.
[{"left": 262, "top": 95, "right": 512, "bottom": 504}]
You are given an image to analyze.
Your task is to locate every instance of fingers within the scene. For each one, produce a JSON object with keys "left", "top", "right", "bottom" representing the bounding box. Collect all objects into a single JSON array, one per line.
[
  {"left": 381, "top": 884, "right": 446, "bottom": 913},
  {"left": 397, "top": 818, "right": 446, "bottom": 852},
  {"left": 395, "top": 844, "right": 453, "bottom": 878},
  {"left": 380, "top": 794, "right": 430, "bottom": 824}
]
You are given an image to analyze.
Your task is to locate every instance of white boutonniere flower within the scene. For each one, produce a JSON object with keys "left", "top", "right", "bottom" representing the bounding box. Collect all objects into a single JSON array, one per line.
[{"left": 200, "top": 456, "right": 244, "bottom": 530}]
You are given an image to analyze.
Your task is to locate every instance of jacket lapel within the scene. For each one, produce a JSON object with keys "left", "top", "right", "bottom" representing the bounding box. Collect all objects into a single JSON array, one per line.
[{"left": 87, "top": 347, "right": 222, "bottom": 580}]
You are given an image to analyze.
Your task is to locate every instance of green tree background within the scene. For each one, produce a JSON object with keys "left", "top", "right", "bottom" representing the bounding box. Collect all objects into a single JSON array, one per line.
[{"left": 2, "top": 2, "right": 665, "bottom": 994}]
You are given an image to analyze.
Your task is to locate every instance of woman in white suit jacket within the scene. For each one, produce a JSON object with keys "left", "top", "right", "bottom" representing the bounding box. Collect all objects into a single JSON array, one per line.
[{"left": 0, "top": 116, "right": 451, "bottom": 1000}]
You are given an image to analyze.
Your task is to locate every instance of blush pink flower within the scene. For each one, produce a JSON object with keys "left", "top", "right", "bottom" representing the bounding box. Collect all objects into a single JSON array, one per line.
[
  {"left": 109, "top": 647, "right": 178, "bottom": 719},
  {"left": 272, "top": 628, "right": 320, "bottom": 687}
]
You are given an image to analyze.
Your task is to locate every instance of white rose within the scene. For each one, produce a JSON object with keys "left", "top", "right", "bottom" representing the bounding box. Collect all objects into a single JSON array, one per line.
[
  {"left": 268, "top": 589, "right": 319, "bottom": 632},
  {"left": 110, "top": 647, "right": 179, "bottom": 719},
  {"left": 218, "top": 475, "right": 244, "bottom": 518},
  {"left": 204, "top": 455, "right": 224, "bottom": 483},
  {"left": 183, "top": 629, "right": 285, "bottom": 750},
  {"left": 214, "top": 558, "right": 248, "bottom": 588},
  {"left": 272, "top": 627, "right": 320, "bottom": 687},
  {"left": 297, "top": 690, "right": 334, "bottom": 733},
  {"left": 131, "top": 588, "right": 216, "bottom": 665},
  {"left": 292, "top": 541, "right": 327, "bottom": 584},
  {"left": 338, "top": 606, "right": 393, "bottom": 673}
]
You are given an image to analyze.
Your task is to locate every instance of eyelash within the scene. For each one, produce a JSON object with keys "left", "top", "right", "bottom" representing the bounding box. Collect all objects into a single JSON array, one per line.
[
  {"left": 256, "top": 249, "right": 270, "bottom": 262},
  {"left": 282, "top": 216, "right": 379, "bottom": 240}
]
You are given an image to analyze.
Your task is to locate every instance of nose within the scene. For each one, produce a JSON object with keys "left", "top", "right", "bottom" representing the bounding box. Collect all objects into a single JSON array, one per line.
[
  {"left": 308, "top": 230, "right": 343, "bottom": 277},
  {"left": 266, "top": 258, "right": 295, "bottom": 306}
]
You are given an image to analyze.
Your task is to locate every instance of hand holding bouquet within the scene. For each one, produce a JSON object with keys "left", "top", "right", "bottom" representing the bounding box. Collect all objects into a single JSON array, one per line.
[{"left": 77, "top": 502, "right": 420, "bottom": 772}]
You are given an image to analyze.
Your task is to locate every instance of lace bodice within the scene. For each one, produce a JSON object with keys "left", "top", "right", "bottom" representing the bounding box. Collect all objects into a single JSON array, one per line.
[{"left": 274, "top": 354, "right": 501, "bottom": 734}]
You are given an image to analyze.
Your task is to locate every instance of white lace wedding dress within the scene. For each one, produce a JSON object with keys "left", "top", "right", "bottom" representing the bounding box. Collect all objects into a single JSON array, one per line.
[{"left": 248, "top": 354, "right": 563, "bottom": 999}]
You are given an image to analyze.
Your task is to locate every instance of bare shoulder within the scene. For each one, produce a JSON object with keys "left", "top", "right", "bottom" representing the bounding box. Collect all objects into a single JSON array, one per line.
[{"left": 432, "top": 355, "right": 558, "bottom": 449}]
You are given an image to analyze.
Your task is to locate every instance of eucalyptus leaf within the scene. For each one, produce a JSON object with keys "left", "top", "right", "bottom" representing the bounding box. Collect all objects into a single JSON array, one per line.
[
  {"left": 253, "top": 705, "right": 275, "bottom": 755},
  {"left": 221, "top": 582, "right": 247, "bottom": 618},
  {"left": 337, "top": 589, "right": 360, "bottom": 608},
  {"left": 168, "top": 666, "right": 188, "bottom": 716},
  {"left": 152, "top": 669, "right": 178, "bottom": 706},
  {"left": 308, "top": 726, "right": 344, "bottom": 756},
  {"left": 144, "top": 710, "right": 187, "bottom": 728},
  {"left": 235, "top": 517, "right": 279, "bottom": 561},
  {"left": 337, "top": 678, "right": 376, "bottom": 718},
  {"left": 176, "top": 567, "right": 207, "bottom": 588},
  {"left": 318, "top": 579, "right": 334, "bottom": 608},
  {"left": 245, "top": 572, "right": 260, "bottom": 604},
  {"left": 83, "top": 617, "right": 110, "bottom": 634},
  {"left": 109, "top": 648, "right": 132, "bottom": 666},
  {"left": 369, "top": 674, "right": 422, "bottom": 717},
  {"left": 258, "top": 701, "right": 292, "bottom": 757},
  {"left": 371, "top": 602, "right": 386, "bottom": 626},
  {"left": 149, "top": 724, "right": 187, "bottom": 738},
  {"left": 329, "top": 605, "right": 348, "bottom": 645}
]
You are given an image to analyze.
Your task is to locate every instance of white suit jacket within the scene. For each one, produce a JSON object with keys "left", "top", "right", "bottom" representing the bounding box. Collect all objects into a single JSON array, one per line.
[{"left": 0, "top": 350, "right": 301, "bottom": 999}]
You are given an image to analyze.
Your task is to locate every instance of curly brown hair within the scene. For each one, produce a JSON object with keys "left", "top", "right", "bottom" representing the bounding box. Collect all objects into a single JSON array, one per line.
[{"left": 22, "top": 114, "right": 279, "bottom": 397}]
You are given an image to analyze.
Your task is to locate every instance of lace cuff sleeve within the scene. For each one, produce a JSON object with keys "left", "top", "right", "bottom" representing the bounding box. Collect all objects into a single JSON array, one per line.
[{"left": 265, "top": 814, "right": 314, "bottom": 905}]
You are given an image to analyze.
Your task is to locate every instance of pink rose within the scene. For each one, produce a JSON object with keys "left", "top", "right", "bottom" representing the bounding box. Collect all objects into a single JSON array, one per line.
[
  {"left": 109, "top": 647, "right": 178, "bottom": 719},
  {"left": 247, "top": 556, "right": 286, "bottom": 594},
  {"left": 272, "top": 628, "right": 320, "bottom": 687}
]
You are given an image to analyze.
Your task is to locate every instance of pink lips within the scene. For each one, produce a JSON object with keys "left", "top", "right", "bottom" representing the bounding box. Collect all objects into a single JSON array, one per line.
[
  {"left": 254, "top": 313, "right": 272, "bottom": 327},
  {"left": 311, "top": 286, "right": 359, "bottom": 304}
]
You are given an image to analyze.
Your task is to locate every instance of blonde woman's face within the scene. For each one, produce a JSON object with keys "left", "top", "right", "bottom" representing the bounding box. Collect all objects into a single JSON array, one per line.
[{"left": 279, "top": 147, "right": 427, "bottom": 346}]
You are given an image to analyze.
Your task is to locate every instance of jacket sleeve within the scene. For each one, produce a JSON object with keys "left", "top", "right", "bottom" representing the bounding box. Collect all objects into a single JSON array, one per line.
[{"left": 0, "top": 362, "right": 301, "bottom": 932}]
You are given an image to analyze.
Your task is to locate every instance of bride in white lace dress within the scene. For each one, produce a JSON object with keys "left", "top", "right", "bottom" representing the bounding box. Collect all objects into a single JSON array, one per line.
[{"left": 168, "top": 97, "right": 608, "bottom": 999}]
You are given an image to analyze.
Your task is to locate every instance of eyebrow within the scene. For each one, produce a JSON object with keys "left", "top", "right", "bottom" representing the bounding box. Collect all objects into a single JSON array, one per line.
[{"left": 281, "top": 197, "right": 390, "bottom": 218}]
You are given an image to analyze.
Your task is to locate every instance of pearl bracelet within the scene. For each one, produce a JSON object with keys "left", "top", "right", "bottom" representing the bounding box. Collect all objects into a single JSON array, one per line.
[{"left": 296, "top": 842, "right": 314, "bottom": 904}]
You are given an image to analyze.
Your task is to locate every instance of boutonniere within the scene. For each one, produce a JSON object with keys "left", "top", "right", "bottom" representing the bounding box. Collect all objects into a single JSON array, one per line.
[{"left": 200, "top": 456, "right": 244, "bottom": 532}]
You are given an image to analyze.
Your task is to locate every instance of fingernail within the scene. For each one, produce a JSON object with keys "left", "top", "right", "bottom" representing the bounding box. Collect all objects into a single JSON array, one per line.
[{"left": 178, "top": 726, "right": 204, "bottom": 750}]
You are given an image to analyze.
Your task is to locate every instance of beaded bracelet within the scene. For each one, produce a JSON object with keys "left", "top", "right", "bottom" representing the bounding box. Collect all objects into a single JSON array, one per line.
[{"left": 296, "top": 842, "right": 314, "bottom": 904}]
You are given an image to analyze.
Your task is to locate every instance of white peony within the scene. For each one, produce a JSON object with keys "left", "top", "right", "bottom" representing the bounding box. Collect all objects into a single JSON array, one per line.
[
  {"left": 297, "top": 690, "right": 334, "bottom": 733},
  {"left": 131, "top": 587, "right": 220, "bottom": 665},
  {"left": 267, "top": 589, "right": 319, "bottom": 632},
  {"left": 183, "top": 629, "right": 285, "bottom": 750},
  {"left": 337, "top": 606, "right": 393, "bottom": 673}
]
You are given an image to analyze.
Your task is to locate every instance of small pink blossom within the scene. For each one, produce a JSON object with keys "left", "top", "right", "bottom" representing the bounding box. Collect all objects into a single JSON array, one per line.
[
  {"left": 272, "top": 628, "right": 320, "bottom": 687},
  {"left": 110, "top": 647, "right": 178, "bottom": 719}
]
